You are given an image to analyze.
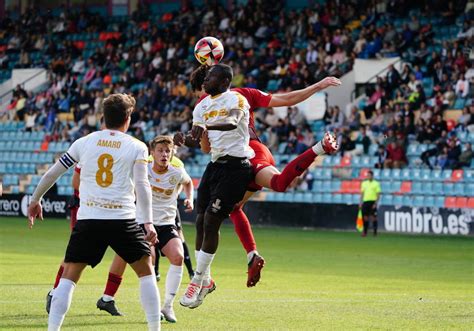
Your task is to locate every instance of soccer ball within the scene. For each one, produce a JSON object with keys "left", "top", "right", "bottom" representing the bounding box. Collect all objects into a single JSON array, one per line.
[{"left": 194, "top": 36, "right": 224, "bottom": 66}]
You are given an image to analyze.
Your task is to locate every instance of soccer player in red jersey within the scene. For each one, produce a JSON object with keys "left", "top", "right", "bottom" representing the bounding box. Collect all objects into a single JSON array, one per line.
[{"left": 188, "top": 65, "right": 340, "bottom": 287}]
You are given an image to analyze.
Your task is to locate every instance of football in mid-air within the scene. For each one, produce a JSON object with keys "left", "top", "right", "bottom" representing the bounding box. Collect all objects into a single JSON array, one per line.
[{"left": 194, "top": 36, "right": 224, "bottom": 66}]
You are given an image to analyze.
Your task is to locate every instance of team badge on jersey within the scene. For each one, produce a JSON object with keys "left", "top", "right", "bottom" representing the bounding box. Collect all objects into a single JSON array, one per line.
[{"left": 169, "top": 176, "right": 178, "bottom": 185}]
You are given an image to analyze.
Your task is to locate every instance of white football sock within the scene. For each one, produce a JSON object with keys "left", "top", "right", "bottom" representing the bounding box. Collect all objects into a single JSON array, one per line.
[
  {"left": 139, "top": 274, "right": 161, "bottom": 331},
  {"left": 312, "top": 140, "right": 325, "bottom": 155},
  {"left": 48, "top": 278, "right": 76, "bottom": 331},
  {"left": 164, "top": 264, "right": 183, "bottom": 307},
  {"left": 247, "top": 250, "right": 259, "bottom": 264},
  {"left": 194, "top": 250, "right": 200, "bottom": 262},
  {"left": 102, "top": 294, "right": 114, "bottom": 302},
  {"left": 193, "top": 250, "right": 215, "bottom": 284}
]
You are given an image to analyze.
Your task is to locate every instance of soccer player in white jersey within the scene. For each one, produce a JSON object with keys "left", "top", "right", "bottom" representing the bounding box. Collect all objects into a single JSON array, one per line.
[
  {"left": 96, "top": 135, "right": 194, "bottom": 323},
  {"left": 27, "top": 94, "right": 161, "bottom": 331},
  {"left": 175, "top": 64, "right": 254, "bottom": 308}
]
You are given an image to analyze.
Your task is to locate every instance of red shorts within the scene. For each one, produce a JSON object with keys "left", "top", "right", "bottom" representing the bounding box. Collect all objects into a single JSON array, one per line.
[{"left": 247, "top": 140, "right": 276, "bottom": 192}]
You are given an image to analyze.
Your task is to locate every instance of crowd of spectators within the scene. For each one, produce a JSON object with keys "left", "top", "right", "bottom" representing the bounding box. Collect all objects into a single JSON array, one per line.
[{"left": 0, "top": 0, "right": 473, "bottom": 171}]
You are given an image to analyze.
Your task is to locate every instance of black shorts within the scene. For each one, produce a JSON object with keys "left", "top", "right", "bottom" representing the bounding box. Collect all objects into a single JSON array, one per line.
[
  {"left": 65, "top": 219, "right": 150, "bottom": 268},
  {"left": 175, "top": 209, "right": 182, "bottom": 230},
  {"left": 362, "top": 201, "right": 377, "bottom": 217},
  {"left": 197, "top": 157, "right": 254, "bottom": 218},
  {"left": 140, "top": 224, "right": 180, "bottom": 250}
]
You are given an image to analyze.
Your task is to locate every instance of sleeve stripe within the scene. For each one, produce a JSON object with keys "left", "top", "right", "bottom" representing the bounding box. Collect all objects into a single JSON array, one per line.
[
  {"left": 65, "top": 152, "right": 77, "bottom": 163},
  {"left": 60, "top": 153, "right": 76, "bottom": 169}
]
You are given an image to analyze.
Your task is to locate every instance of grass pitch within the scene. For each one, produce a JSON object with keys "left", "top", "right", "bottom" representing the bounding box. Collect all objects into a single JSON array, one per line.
[{"left": 0, "top": 217, "right": 473, "bottom": 330}]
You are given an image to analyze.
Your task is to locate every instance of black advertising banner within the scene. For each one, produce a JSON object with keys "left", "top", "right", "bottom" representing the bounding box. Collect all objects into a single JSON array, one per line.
[
  {"left": 378, "top": 206, "right": 473, "bottom": 236},
  {"left": 0, "top": 194, "right": 68, "bottom": 218}
]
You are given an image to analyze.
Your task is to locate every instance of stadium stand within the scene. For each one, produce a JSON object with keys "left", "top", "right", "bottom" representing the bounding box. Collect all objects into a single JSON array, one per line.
[{"left": 0, "top": 0, "right": 473, "bottom": 207}]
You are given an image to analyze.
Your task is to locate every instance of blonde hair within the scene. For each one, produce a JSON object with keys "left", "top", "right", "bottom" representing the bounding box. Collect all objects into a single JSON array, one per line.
[{"left": 150, "top": 135, "right": 174, "bottom": 150}]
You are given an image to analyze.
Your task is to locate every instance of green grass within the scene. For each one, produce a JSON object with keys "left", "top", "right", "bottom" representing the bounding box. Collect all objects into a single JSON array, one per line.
[{"left": 0, "top": 217, "right": 473, "bottom": 330}]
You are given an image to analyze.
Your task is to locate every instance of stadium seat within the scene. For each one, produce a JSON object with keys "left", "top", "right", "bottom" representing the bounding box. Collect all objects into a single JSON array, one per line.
[
  {"left": 450, "top": 170, "right": 463, "bottom": 182},
  {"left": 424, "top": 196, "right": 435, "bottom": 207},
  {"left": 455, "top": 197, "right": 468, "bottom": 209},
  {"left": 380, "top": 169, "right": 391, "bottom": 180},
  {"left": 420, "top": 182, "right": 433, "bottom": 195},
  {"left": 333, "top": 194, "right": 343, "bottom": 204},
  {"left": 399, "top": 181, "right": 412, "bottom": 194},
  {"left": 468, "top": 198, "right": 474, "bottom": 209},
  {"left": 393, "top": 195, "right": 403, "bottom": 205},
  {"left": 465, "top": 170, "right": 474, "bottom": 182},
  {"left": 303, "top": 192, "right": 313, "bottom": 203},
  {"left": 331, "top": 180, "right": 341, "bottom": 192},
  {"left": 432, "top": 182, "right": 443, "bottom": 195},
  {"left": 434, "top": 196, "right": 445, "bottom": 208},
  {"left": 381, "top": 181, "right": 391, "bottom": 193},
  {"left": 444, "top": 197, "right": 456, "bottom": 208},
  {"left": 313, "top": 193, "right": 323, "bottom": 203},
  {"left": 402, "top": 196, "right": 412, "bottom": 206},
  {"left": 380, "top": 194, "right": 393, "bottom": 205},
  {"left": 411, "top": 181, "right": 422, "bottom": 194},
  {"left": 390, "top": 181, "right": 401, "bottom": 193},
  {"left": 454, "top": 184, "right": 465, "bottom": 196},
  {"left": 420, "top": 169, "right": 432, "bottom": 181},
  {"left": 413, "top": 196, "right": 424, "bottom": 207}
]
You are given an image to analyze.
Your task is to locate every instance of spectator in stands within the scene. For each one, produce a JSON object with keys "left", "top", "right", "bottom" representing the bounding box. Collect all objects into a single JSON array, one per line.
[
  {"left": 354, "top": 125, "right": 371, "bottom": 154},
  {"left": 455, "top": 73, "right": 470, "bottom": 98},
  {"left": 347, "top": 106, "right": 361, "bottom": 130},
  {"left": 445, "top": 137, "right": 462, "bottom": 169},
  {"left": 325, "top": 106, "right": 345, "bottom": 131},
  {"left": 455, "top": 143, "right": 473, "bottom": 168},
  {"left": 384, "top": 141, "right": 407, "bottom": 169},
  {"left": 456, "top": 106, "right": 472, "bottom": 131},
  {"left": 339, "top": 131, "right": 356, "bottom": 156}
]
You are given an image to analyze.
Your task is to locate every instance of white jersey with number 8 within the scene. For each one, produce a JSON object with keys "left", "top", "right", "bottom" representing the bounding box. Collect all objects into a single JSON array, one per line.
[{"left": 62, "top": 129, "right": 149, "bottom": 220}]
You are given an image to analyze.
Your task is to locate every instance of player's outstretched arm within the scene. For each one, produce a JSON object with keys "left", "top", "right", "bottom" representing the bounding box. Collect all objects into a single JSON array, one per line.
[
  {"left": 205, "top": 108, "right": 243, "bottom": 131},
  {"left": 268, "top": 76, "right": 341, "bottom": 107},
  {"left": 28, "top": 161, "right": 70, "bottom": 228}
]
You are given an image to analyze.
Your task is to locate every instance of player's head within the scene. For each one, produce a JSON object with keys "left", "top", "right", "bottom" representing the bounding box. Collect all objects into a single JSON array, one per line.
[
  {"left": 203, "top": 64, "right": 233, "bottom": 96},
  {"left": 102, "top": 94, "right": 135, "bottom": 131},
  {"left": 367, "top": 170, "right": 374, "bottom": 180},
  {"left": 190, "top": 65, "right": 209, "bottom": 92},
  {"left": 150, "top": 135, "right": 174, "bottom": 168}
]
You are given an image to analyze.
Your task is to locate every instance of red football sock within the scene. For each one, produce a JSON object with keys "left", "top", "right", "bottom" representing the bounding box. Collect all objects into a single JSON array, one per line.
[
  {"left": 104, "top": 272, "right": 123, "bottom": 297},
  {"left": 229, "top": 208, "right": 257, "bottom": 253},
  {"left": 53, "top": 265, "right": 64, "bottom": 289},
  {"left": 270, "top": 148, "right": 316, "bottom": 192}
]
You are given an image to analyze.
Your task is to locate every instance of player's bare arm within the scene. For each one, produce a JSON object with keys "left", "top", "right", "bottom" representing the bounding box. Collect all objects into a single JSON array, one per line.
[
  {"left": 268, "top": 76, "right": 341, "bottom": 107},
  {"left": 28, "top": 158, "right": 73, "bottom": 228},
  {"left": 182, "top": 179, "right": 194, "bottom": 213}
]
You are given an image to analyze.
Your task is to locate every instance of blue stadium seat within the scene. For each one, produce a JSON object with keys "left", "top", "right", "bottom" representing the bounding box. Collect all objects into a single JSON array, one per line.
[
  {"left": 454, "top": 184, "right": 465, "bottom": 196},
  {"left": 420, "top": 169, "right": 432, "bottom": 181},
  {"left": 465, "top": 170, "right": 474, "bottom": 182},
  {"left": 411, "top": 181, "right": 422, "bottom": 194},
  {"left": 381, "top": 181, "right": 391, "bottom": 193},
  {"left": 303, "top": 192, "right": 313, "bottom": 203},
  {"left": 413, "top": 196, "right": 424, "bottom": 207},
  {"left": 424, "top": 196, "right": 435, "bottom": 207},
  {"left": 420, "top": 182, "right": 433, "bottom": 195},
  {"left": 432, "top": 182, "right": 443, "bottom": 195},
  {"left": 407, "top": 144, "right": 418, "bottom": 156},
  {"left": 11, "top": 186, "right": 20, "bottom": 194},
  {"left": 391, "top": 181, "right": 401, "bottom": 192},
  {"left": 293, "top": 192, "right": 304, "bottom": 202},
  {"left": 435, "top": 196, "right": 445, "bottom": 207},
  {"left": 265, "top": 192, "right": 277, "bottom": 201},
  {"left": 331, "top": 180, "right": 341, "bottom": 192},
  {"left": 431, "top": 170, "right": 443, "bottom": 181},
  {"left": 392, "top": 169, "right": 401, "bottom": 180},
  {"left": 381, "top": 169, "right": 391, "bottom": 180},
  {"left": 58, "top": 186, "right": 67, "bottom": 196},
  {"left": 402, "top": 196, "right": 412, "bottom": 206},
  {"left": 372, "top": 168, "right": 381, "bottom": 179},
  {"left": 342, "top": 194, "right": 352, "bottom": 204},
  {"left": 443, "top": 183, "right": 454, "bottom": 196},
  {"left": 26, "top": 185, "right": 35, "bottom": 194},
  {"left": 311, "top": 180, "right": 322, "bottom": 192},
  {"left": 333, "top": 194, "right": 343, "bottom": 204},
  {"left": 313, "top": 193, "right": 323, "bottom": 203},
  {"left": 0, "top": 163, "right": 5, "bottom": 173},
  {"left": 393, "top": 195, "right": 403, "bottom": 205},
  {"left": 313, "top": 168, "right": 323, "bottom": 179}
]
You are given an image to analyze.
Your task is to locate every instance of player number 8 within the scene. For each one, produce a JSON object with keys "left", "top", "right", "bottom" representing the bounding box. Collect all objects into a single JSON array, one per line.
[{"left": 96, "top": 153, "right": 114, "bottom": 188}]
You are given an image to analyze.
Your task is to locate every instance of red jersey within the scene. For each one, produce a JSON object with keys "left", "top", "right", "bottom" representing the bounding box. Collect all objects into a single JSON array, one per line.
[{"left": 197, "top": 87, "right": 272, "bottom": 141}]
